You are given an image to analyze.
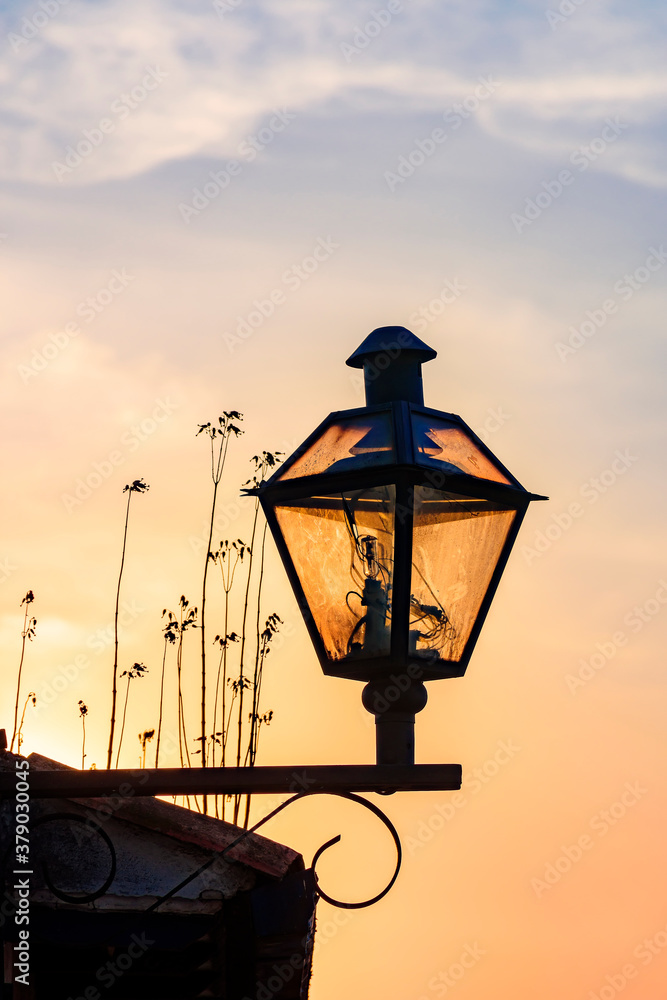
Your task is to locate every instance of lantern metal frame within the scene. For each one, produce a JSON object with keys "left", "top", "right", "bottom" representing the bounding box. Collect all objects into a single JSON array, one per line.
[{"left": 246, "top": 399, "right": 546, "bottom": 683}]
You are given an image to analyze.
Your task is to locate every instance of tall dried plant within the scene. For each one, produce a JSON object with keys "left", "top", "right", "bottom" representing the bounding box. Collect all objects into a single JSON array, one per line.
[
  {"left": 10, "top": 591, "right": 36, "bottom": 753},
  {"left": 196, "top": 414, "right": 243, "bottom": 814},
  {"left": 115, "top": 662, "right": 148, "bottom": 767},
  {"left": 242, "top": 611, "right": 281, "bottom": 827},
  {"left": 138, "top": 729, "right": 155, "bottom": 769},
  {"left": 78, "top": 700, "right": 88, "bottom": 769},
  {"left": 16, "top": 691, "right": 36, "bottom": 756},
  {"left": 175, "top": 597, "right": 197, "bottom": 767},
  {"left": 106, "top": 479, "right": 149, "bottom": 769},
  {"left": 208, "top": 538, "right": 247, "bottom": 818},
  {"left": 232, "top": 451, "right": 281, "bottom": 825},
  {"left": 155, "top": 611, "right": 178, "bottom": 768}
]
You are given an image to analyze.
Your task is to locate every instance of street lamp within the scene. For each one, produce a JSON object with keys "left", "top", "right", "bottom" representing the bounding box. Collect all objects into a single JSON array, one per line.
[
  {"left": 248, "top": 327, "right": 546, "bottom": 766},
  {"left": 2, "top": 325, "right": 543, "bottom": 805},
  {"left": 0, "top": 326, "right": 546, "bottom": 924}
]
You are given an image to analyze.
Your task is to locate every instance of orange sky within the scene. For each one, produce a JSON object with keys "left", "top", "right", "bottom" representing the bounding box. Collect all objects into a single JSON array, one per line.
[{"left": 2, "top": 3, "right": 667, "bottom": 997}]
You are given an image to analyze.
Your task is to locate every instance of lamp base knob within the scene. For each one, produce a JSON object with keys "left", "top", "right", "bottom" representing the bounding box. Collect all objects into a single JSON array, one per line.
[{"left": 362, "top": 679, "right": 428, "bottom": 766}]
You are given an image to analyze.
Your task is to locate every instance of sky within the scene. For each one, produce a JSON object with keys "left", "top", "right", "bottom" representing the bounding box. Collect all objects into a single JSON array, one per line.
[{"left": 1, "top": 0, "right": 667, "bottom": 997}]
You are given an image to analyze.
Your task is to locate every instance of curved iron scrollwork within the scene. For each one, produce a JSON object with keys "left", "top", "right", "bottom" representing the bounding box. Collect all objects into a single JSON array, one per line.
[
  {"left": 31, "top": 812, "right": 117, "bottom": 904},
  {"left": 147, "top": 789, "right": 402, "bottom": 913},
  {"left": 309, "top": 792, "right": 401, "bottom": 909},
  {"left": 10, "top": 795, "right": 401, "bottom": 911}
]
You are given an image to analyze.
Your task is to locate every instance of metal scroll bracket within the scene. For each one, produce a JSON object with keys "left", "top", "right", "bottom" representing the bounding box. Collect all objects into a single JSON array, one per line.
[{"left": 146, "top": 790, "right": 402, "bottom": 912}]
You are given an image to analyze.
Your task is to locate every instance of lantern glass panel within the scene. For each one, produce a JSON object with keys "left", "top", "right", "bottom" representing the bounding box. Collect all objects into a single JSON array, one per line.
[
  {"left": 410, "top": 486, "right": 517, "bottom": 664},
  {"left": 278, "top": 412, "right": 394, "bottom": 481},
  {"left": 412, "top": 413, "right": 512, "bottom": 485},
  {"left": 274, "top": 485, "right": 395, "bottom": 663}
]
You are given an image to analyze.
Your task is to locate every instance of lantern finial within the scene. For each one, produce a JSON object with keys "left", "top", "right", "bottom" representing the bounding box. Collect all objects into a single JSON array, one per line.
[{"left": 346, "top": 327, "right": 437, "bottom": 406}]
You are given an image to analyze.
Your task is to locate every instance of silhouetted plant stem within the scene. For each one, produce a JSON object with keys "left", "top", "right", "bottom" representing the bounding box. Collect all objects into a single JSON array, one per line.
[
  {"left": 242, "top": 523, "right": 268, "bottom": 826},
  {"left": 107, "top": 480, "right": 149, "bottom": 769},
  {"left": 248, "top": 523, "right": 268, "bottom": 754},
  {"left": 116, "top": 662, "right": 148, "bottom": 767},
  {"left": 243, "top": 609, "right": 280, "bottom": 828},
  {"left": 176, "top": 598, "right": 195, "bottom": 769},
  {"left": 234, "top": 451, "right": 281, "bottom": 826},
  {"left": 10, "top": 591, "right": 36, "bottom": 753},
  {"left": 210, "top": 540, "right": 244, "bottom": 818},
  {"left": 139, "top": 729, "right": 155, "bottom": 769},
  {"left": 233, "top": 504, "right": 259, "bottom": 825},
  {"left": 78, "top": 701, "right": 88, "bottom": 769},
  {"left": 211, "top": 625, "right": 239, "bottom": 818},
  {"left": 16, "top": 691, "right": 36, "bottom": 756},
  {"left": 197, "top": 415, "right": 243, "bottom": 817},
  {"left": 155, "top": 612, "right": 177, "bottom": 768},
  {"left": 212, "top": 542, "right": 241, "bottom": 766},
  {"left": 155, "top": 638, "right": 168, "bottom": 769},
  {"left": 173, "top": 596, "right": 198, "bottom": 811}
]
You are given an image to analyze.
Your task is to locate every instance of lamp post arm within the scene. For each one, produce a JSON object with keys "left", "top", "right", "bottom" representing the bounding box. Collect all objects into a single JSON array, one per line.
[{"left": 0, "top": 763, "right": 462, "bottom": 800}]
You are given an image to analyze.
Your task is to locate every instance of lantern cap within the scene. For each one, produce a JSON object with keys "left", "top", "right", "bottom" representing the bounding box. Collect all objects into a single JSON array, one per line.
[
  {"left": 345, "top": 327, "right": 437, "bottom": 368},
  {"left": 346, "top": 327, "right": 437, "bottom": 406}
]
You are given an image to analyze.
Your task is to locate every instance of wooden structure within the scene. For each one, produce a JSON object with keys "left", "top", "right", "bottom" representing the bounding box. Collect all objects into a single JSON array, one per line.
[{"left": 0, "top": 750, "right": 316, "bottom": 999}]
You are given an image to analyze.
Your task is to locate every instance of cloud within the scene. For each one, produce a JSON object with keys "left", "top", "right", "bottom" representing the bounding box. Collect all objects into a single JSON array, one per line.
[{"left": 1, "top": 0, "right": 665, "bottom": 186}]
